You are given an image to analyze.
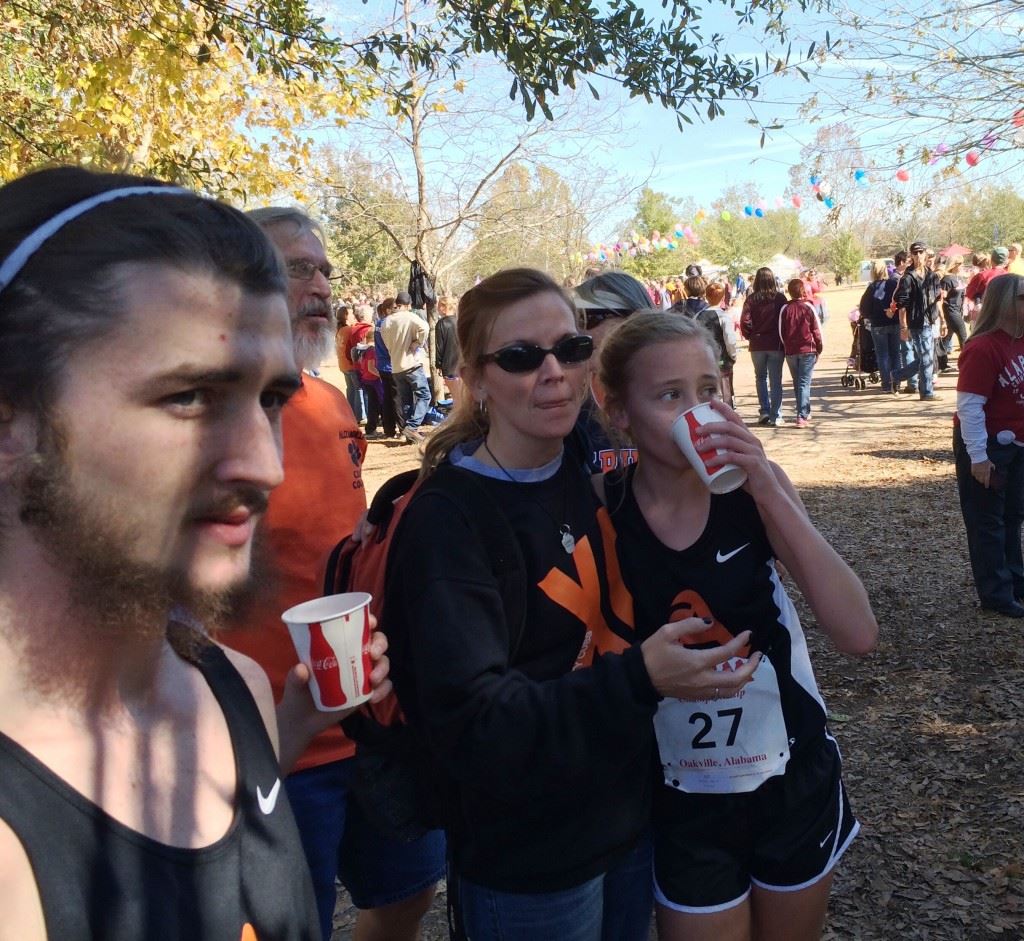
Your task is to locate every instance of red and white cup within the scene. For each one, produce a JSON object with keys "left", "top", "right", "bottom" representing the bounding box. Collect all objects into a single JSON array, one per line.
[
  {"left": 671, "top": 403, "right": 748, "bottom": 494},
  {"left": 282, "top": 592, "right": 373, "bottom": 712}
]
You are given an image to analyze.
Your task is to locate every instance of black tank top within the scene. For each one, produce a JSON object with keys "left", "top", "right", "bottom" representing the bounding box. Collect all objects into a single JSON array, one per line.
[{"left": 0, "top": 644, "right": 318, "bottom": 940}]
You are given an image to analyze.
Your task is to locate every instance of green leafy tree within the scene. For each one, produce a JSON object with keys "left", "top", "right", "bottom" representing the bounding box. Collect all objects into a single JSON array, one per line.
[{"left": 828, "top": 231, "right": 864, "bottom": 282}]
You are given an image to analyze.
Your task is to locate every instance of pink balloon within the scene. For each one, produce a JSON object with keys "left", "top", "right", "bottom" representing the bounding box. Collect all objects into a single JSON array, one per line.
[
  {"left": 896, "top": 169, "right": 910, "bottom": 182},
  {"left": 966, "top": 150, "right": 981, "bottom": 167},
  {"left": 792, "top": 195, "right": 802, "bottom": 208}
]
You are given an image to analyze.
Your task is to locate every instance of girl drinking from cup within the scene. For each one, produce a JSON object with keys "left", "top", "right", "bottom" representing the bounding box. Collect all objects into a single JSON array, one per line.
[{"left": 596, "top": 311, "right": 877, "bottom": 941}]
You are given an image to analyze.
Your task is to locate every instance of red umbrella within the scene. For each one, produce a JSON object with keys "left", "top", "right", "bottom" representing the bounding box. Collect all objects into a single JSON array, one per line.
[{"left": 942, "top": 243, "right": 972, "bottom": 256}]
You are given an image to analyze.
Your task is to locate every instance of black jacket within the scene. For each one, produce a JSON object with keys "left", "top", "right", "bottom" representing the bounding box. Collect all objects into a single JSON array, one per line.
[{"left": 896, "top": 268, "right": 941, "bottom": 329}]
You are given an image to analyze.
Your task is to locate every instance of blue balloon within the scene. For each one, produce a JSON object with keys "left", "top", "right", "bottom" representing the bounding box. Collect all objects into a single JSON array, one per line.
[
  {"left": 754, "top": 208, "right": 765, "bottom": 217},
  {"left": 854, "top": 169, "right": 866, "bottom": 180},
  {"left": 809, "top": 174, "right": 821, "bottom": 185},
  {"left": 823, "top": 196, "right": 835, "bottom": 209},
  {"left": 744, "top": 205, "right": 754, "bottom": 216}
]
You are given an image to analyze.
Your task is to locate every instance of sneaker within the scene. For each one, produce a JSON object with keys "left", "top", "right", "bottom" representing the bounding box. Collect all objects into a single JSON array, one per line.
[
  {"left": 757, "top": 415, "right": 771, "bottom": 426},
  {"left": 402, "top": 427, "right": 425, "bottom": 443},
  {"left": 364, "top": 430, "right": 384, "bottom": 440},
  {"left": 920, "top": 393, "right": 940, "bottom": 401},
  {"left": 768, "top": 417, "right": 784, "bottom": 427},
  {"left": 795, "top": 416, "right": 810, "bottom": 428},
  {"left": 981, "top": 601, "right": 1024, "bottom": 618}
]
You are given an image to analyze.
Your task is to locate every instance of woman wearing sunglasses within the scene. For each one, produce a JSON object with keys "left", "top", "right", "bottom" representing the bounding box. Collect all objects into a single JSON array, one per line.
[{"left": 384, "top": 268, "right": 757, "bottom": 940}]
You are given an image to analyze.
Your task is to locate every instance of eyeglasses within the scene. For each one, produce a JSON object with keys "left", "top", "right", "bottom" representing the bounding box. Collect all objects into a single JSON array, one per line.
[
  {"left": 582, "top": 307, "right": 634, "bottom": 330},
  {"left": 479, "top": 334, "right": 594, "bottom": 373},
  {"left": 286, "top": 259, "right": 343, "bottom": 282}
]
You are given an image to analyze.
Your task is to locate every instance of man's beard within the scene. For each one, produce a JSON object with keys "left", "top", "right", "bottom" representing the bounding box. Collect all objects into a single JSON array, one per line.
[
  {"left": 14, "top": 430, "right": 268, "bottom": 686},
  {"left": 293, "top": 299, "right": 336, "bottom": 371}
]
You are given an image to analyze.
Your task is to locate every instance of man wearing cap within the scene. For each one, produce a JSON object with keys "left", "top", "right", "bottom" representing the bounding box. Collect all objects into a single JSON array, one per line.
[
  {"left": 966, "top": 247, "right": 1008, "bottom": 307},
  {"left": 381, "top": 290, "right": 431, "bottom": 444},
  {"left": 894, "top": 241, "right": 942, "bottom": 400}
]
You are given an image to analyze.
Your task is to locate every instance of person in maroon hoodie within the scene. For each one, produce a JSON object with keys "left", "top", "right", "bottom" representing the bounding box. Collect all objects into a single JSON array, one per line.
[
  {"left": 739, "top": 267, "right": 788, "bottom": 426},
  {"left": 780, "top": 279, "right": 824, "bottom": 428}
]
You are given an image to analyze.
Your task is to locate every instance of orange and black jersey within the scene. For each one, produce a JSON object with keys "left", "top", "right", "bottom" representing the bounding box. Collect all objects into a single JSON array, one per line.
[
  {"left": 385, "top": 446, "right": 658, "bottom": 894},
  {"left": 605, "top": 465, "right": 828, "bottom": 758}
]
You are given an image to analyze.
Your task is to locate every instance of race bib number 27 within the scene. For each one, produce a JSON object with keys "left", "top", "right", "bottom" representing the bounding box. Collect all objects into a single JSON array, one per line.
[{"left": 654, "top": 655, "right": 790, "bottom": 794}]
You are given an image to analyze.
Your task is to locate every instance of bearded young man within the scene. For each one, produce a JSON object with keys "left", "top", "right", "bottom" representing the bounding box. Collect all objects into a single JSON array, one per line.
[
  {"left": 0, "top": 168, "right": 390, "bottom": 941},
  {"left": 221, "top": 209, "right": 445, "bottom": 941}
]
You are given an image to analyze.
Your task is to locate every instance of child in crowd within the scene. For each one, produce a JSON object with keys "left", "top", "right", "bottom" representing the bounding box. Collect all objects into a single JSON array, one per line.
[
  {"left": 596, "top": 310, "right": 877, "bottom": 941},
  {"left": 354, "top": 325, "right": 385, "bottom": 438},
  {"left": 779, "top": 279, "right": 823, "bottom": 428}
]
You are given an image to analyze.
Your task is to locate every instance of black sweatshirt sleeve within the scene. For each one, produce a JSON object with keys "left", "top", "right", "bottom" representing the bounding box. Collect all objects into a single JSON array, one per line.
[{"left": 388, "top": 490, "right": 658, "bottom": 805}]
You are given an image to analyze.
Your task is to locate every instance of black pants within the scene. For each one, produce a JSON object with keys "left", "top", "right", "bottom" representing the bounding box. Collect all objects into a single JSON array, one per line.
[
  {"left": 381, "top": 372, "right": 399, "bottom": 437},
  {"left": 954, "top": 426, "right": 1024, "bottom": 607},
  {"left": 941, "top": 309, "right": 968, "bottom": 357}
]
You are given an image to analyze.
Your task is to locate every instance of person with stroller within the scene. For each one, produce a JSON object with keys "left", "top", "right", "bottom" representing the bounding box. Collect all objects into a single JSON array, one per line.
[
  {"left": 954, "top": 273, "right": 1024, "bottom": 618},
  {"left": 859, "top": 259, "right": 901, "bottom": 394},
  {"left": 740, "top": 267, "right": 787, "bottom": 426}
]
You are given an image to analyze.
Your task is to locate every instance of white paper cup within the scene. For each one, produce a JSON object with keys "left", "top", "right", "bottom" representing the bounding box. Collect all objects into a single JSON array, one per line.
[
  {"left": 671, "top": 403, "right": 748, "bottom": 494},
  {"left": 282, "top": 592, "right": 373, "bottom": 711}
]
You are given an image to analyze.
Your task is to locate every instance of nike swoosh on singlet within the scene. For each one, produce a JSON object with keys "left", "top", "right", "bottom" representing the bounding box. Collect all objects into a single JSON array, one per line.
[
  {"left": 257, "top": 778, "right": 281, "bottom": 815},
  {"left": 716, "top": 543, "right": 750, "bottom": 563},
  {"left": 819, "top": 829, "right": 835, "bottom": 849}
]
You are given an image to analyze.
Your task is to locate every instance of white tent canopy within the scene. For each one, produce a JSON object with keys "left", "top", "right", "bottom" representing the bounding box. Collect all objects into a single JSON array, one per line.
[{"left": 766, "top": 253, "right": 803, "bottom": 277}]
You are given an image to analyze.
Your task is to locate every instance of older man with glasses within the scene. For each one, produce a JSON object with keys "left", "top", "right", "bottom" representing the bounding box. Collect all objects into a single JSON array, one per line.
[{"left": 893, "top": 241, "right": 942, "bottom": 400}]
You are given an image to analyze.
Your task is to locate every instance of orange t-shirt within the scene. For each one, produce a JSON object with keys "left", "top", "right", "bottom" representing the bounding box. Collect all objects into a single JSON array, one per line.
[
  {"left": 222, "top": 375, "right": 367, "bottom": 771},
  {"left": 335, "top": 325, "right": 355, "bottom": 371}
]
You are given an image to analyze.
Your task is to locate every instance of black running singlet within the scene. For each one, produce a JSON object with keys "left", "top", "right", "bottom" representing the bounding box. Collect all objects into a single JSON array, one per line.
[{"left": 0, "top": 644, "right": 318, "bottom": 941}]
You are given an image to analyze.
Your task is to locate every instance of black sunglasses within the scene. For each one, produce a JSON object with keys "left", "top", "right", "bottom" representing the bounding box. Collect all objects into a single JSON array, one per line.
[
  {"left": 479, "top": 334, "right": 594, "bottom": 373},
  {"left": 582, "top": 307, "right": 634, "bottom": 330}
]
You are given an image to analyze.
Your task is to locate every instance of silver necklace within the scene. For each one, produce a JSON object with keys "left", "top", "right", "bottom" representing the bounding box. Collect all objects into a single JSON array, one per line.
[{"left": 483, "top": 441, "right": 576, "bottom": 555}]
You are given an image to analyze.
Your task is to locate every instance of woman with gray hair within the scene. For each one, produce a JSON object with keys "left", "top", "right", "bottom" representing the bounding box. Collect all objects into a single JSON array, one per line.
[
  {"left": 572, "top": 271, "right": 654, "bottom": 473},
  {"left": 954, "top": 273, "right": 1024, "bottom": 617}
]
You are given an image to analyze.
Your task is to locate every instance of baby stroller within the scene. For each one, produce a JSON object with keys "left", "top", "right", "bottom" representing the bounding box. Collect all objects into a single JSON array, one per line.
[{"left": 841, "top": 316, "right": 880, "bottom": 389}]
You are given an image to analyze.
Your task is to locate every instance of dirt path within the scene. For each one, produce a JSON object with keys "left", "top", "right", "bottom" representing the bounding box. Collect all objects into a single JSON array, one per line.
[{"left": 326, "top": 286, "right": 1024, "bottom": 940}]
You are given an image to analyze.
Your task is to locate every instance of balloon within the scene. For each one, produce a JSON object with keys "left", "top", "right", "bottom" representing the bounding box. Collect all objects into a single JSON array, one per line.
[
  {"left": 695, "top": 209, "right": 706, "bottom": 222},
  {"left": 628, "top": 248, "right": 637, "bottom": 257},
  {"left": 854, "top": 169, "right": 866, "bottom": 180},
  {"left": 683, "top": 226, "right": 693, "bottom": 237},
  {"left": 819, "top": 181, "right": 831, "bottom": 196},
  {"left": 757, "top": 199, "right": 768, "bottom": 211},
  {"left": 598, "top": 252, "right": 607, "bottom": 262},
  {"left": 613, "top": 242, "right": 621, "bottom": 253},
  {"left": 744, "top": 205, "right": 754, "bottom": 216},
  {"left": 721, "top": 211, "right": 732, "bottom": 221},
  {"left": 809, "top": 174, "right": 821, "bottom": 185},
  {"left": 811, "top": 184, "right": 821, "bottom": 194},
  {"left": 667, "top": 241, "right": 677, "bottom": 250},
  {"left": 652, "top": 230, "right": 661, "bottom": 240},
  {"left": 774, "top": 197, "right": 784, "bottom": 208},
  {"left": 792, "top": 195, "right": 803, "bottom": 208},
  {"left": 754, "top": 208, "right": 765, "bottom": 218},
  {"left": 1015, "top": 111, "right": 1024, "bottom": 129},
  {"left": 816, "top": 192, "right": 825, "bottom": 202},
  {"left": 674, "top": 227, "right": 683, "bottom": 238},
  {"left": 935, "top": 142, "right": 950, "bottom": 155},
  {"left": 966, "top": 150, "right": 980, "bottom": 167},
  {"left": 981, "top": 133, "right": 997, "bottom": 149},
  {"left": 824, "top": 196, "right": 835, "bottom": 209},
  {"left": 896, "top": 169, "right": 910, "bottom": 182}
]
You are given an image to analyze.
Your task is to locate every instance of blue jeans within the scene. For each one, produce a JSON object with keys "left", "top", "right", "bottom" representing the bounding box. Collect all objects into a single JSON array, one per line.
[
  {"left": 394, "top": 365, "right": 431, "bottom": 431},
  {"left": 750, "top": 350, "right": 784, "bottom": 420},
  {"left": 895, "top": 324, "right": 935, "bottom": 396},
  {"left": 285, "top": 760, "right": 446, "bottom": 941},
  {"left": 785, "top": 353, "right": 816, "bottom": 419},
  {"left": 871, "top": 323, "right": 901, "bottom": 391},
  {"left": 343, "top": 369, "right": 366, "bottom": 423},
  {"left": 954, "top": 426, "right": 1024, "bottom": 608},
  {"left": 449, "top": 839, "right": 653, "bottom": 941}
]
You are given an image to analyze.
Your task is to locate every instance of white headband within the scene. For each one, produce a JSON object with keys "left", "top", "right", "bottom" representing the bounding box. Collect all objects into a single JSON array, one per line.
[{"left": 0, "top": 185, "right": 190, "bottom": 294}]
